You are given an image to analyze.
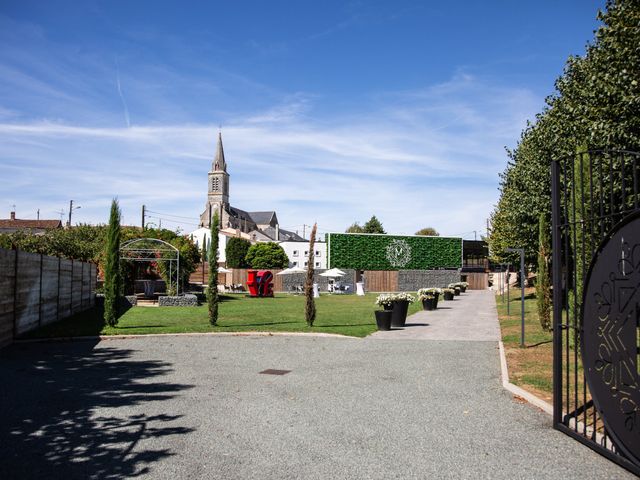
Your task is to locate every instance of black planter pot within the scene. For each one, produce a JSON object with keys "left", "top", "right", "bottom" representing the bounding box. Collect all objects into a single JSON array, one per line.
[
  {"left": 422, "top": 298, "right": 436, "bottom": 311},
  {"left": 460, "top": 286, "right": 467, "bottom": 293},
  {"left": 433, "top": 292, "right": 440, "bottom": 309},
  {"left": 454, "top": 287, "right": 461, "bottom": 296},
  {"left": 443, "top": 291, "right": 454, "bottom": 301},
  {"left": 375, "top": 310, "right": 392, "bottom": 330},
  {"left": 390, "top": 300, "right": 410, "bottom": 327}
]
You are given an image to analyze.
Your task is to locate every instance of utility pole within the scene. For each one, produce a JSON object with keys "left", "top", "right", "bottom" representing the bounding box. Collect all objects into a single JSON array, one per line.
[
  {"left": 303, "top": 224, "right": 306, "bottom": 239},
  {"left": 142, "top": 205, "right": 146, "bottom": 230},
  {"left": 67, "top": 200, "right": 81, "bottom": 227},
  {"left": 37, "top": 209, "right": 40, "bottom": 221},
  {"left": 473, "top": 230, "right": 477, "bottom": 240}
]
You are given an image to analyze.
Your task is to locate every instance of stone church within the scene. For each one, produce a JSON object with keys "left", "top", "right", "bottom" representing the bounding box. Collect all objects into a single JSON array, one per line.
[{"left": 199, "top": 133, "right": 304, "bottom": 242}]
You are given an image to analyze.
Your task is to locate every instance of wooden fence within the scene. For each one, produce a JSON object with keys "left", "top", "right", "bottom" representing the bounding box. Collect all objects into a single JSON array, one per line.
[
  {"left": 0, "top": 248, "right": 97, "bottom": 348},
  {"left": 463, "top": 272, "right": 489, "bottom": 290},
  {"left": 363, "top": 271, "right": 398, "bottom": 292}
]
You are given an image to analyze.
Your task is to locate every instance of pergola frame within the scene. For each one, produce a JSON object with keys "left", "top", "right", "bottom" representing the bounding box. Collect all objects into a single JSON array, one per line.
[{"left": 120, "top": 238, "right": 181, "bottom": 295}]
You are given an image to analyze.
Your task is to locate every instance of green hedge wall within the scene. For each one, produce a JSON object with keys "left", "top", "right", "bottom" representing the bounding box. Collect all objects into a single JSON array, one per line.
[{"left": 328, "top": 233, "right": 462, "bottom": 270}]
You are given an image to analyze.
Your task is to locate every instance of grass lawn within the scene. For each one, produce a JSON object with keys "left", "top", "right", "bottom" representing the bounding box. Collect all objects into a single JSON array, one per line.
[
  {"left": 24, "top": 293, "right": 424, "bottom": 339},
  {"left": 496, "top": 287, "right": 554, "bottom": 402}
]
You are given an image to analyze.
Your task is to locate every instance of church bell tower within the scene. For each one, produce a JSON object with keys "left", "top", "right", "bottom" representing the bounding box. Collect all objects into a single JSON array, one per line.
[{"left": 200, "top": 132, "right": 229, "bottom": 227}]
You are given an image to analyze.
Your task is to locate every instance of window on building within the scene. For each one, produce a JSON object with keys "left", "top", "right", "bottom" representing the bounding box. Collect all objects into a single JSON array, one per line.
[
  {"left": 315, "top": 250, "right": 321, "bottom": 256},
  {"left": 292, "top": 261, "right": 298, "bottom": 267},
  {"left": 304, "top": 261, "right": 308, "bottom": 267},
  {"left": 315, "top": 262, "right": 320, "bottom": 267},
  {"left": 293, "top": 250, "right": 299, "bottom": 257},
  {"left": 304, "top": 250, "right": 309, "bottom": 256}
]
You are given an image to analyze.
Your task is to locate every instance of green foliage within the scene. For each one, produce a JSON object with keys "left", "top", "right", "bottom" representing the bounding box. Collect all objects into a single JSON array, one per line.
[
  {"left": 104, "top": 200, "right": 122, "bottom": 327},
  {"left": 536, "top": 214, "right": 552, "bottom": 331},
  {"left": 345, "top": 222, "right": 365, "bottom": 233},
  {"left": 415, "top": 227, "right": 439, "bottom": 236},
  {"left": 225, "top": 237, "right": 251, "bottom": 268},
  {"left": 305, "top": 223, "right": 317, "bottom": 326},
  {"left": 207, "top": 212, "right": 220, "bottom": 325},
  {"left": 363, "top": 215, "right": 386, "bottom": 234},
  {"left": 245, "top": 242, "right": 289, "bottom": 269},
  {"left": 328, "top": 233, "right": 462, "bottom": 270},
  {"left": 489, "top": 0, "right": 640, "bottom": 265}
]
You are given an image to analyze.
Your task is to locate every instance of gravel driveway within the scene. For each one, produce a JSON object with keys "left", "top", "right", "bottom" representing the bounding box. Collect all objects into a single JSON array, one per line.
[{"left": 0, "top": 294, "right": 634, "bottom": 479}]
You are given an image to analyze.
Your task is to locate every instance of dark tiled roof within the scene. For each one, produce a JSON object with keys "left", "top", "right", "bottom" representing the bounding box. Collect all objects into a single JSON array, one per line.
[
  {"left": 247, "top": 211, "right": 276, "bottom": 225},
  {"left": 0, "top": 219, "right": 62, "bottom": 229},
  {"left": 260, "top": 226, "right": 305, "bottom": 242}
]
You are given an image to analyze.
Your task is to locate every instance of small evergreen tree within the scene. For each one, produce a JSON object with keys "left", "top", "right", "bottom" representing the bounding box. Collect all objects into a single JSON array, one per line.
[
  {"left": 536, "top": 213, "right": 552, "bottom": 331},
  {"left": 226, "top": 237, "right": 251, "bottom": 268},
  {"left": 104, "top": 199, "right": 122, "bottom": 327},
  {"left": 345, "top": 222, "right": 364, "bottom": 233},
  {"left": 207, "top": 213, "right": 219, "bottom": 325},
  {"left": 363, "top": 215, "right": 386, "bottom": 234},
  {"left": 415, "top": 227, "right": 439, "bottom": 236},
  {"left": 305, "top": 223, "right": 318, "bottom": 326},
  {"left": 201, "top": 233, "right": 207, "bottom": 284}
]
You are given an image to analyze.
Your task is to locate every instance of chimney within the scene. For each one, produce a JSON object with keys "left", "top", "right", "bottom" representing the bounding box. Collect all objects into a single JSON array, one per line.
[{"left": 10, "top": 211, "right": 15, "bottom": 220}]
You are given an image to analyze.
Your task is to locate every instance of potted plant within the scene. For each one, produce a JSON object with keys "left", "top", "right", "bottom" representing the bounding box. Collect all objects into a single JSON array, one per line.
[
  {"left": 448, "top": 283, "right": 461, "bottom": 296},
  {"left": 374, "top": 294, "right": 393, "bottom": 330},
  {"left": 459, "top": 281, "right": 468, "bottom": 293},
  {"left": 442, "top": 288, "right": 455, "bottom": 301},
  {"left": 375, "top": 292, "right": 415, "bottom": 327},
  {"left": 418, "top": 288, "right": 439, "bottom": 311}
]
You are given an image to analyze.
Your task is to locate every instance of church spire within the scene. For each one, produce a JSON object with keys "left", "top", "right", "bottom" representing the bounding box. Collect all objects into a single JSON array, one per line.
[{"left": 213, "top": 131, "right": 227, "bottom": 171}]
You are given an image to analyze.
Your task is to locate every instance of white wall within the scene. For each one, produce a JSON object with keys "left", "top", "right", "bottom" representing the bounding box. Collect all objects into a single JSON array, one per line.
[
  {"left": 189, "top": 227, "right": 228, "bottom": 263},
  {"left": 279, "top": 241, "right": 327, "bottom": 269}
]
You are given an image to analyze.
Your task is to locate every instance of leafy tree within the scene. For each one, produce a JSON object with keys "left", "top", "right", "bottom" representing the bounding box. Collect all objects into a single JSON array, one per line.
[
  {"left": 363, "top": 215, "right": 386, "bottom": 234},
  {"left": 345, "top": 222, "right": 364, "bottom": 233},
  {"left": 104, "top": 199, "right": 122, "bottom": 327},
  {"left": 207, "top": 212, "right": 219, "bottom": 325},
  {"left": 225, "top": 237, "right": 251, "bottom": 268},
  {"left": 245, "top": 242, "right": 289, "bottom": 269},
  {"left": 536, "top": 213, "right": 552, "bottom": 331},
  {"left": 489, "top": 0, "right": 640, "bottom": 265},
  {"left": 415, "top": 227, "right": 439, "bottom": 236},
  {"left": 305, "top": 223, "right": 317, "bottom": 326}
]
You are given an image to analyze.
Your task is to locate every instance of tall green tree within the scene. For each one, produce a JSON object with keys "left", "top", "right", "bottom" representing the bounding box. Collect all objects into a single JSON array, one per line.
[
  {"left": 245, "top": 242, "right": 289, "bottom": 269},
  {"left": 345, "top": 222, "right": 364, "bottom": 233},
  {"left": 305, "top": 223, "right": 318, "bottom": 326},
  {"left": 207, "top": 212, "right": 220, "bottom": 325},
  {"left": 104, "top": 199, "right": 122, "bottom": 327},
  {"left": 363, "top": 215, "right": 386, "bottom": 234},
  {"left": 225, "top": 237, "right": 251, "bottom": 268},
  {"left": 536, "top": 213, "right": 552, "bottom": 331}
]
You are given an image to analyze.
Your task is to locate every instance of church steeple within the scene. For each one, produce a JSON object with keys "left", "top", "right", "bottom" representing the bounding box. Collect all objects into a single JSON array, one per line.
[{"left": 213, "top": 132, "right": 226, "bottom": 171}]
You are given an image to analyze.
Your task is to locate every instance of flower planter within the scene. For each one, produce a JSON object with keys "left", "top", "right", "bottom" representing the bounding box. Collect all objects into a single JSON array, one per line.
[
  {"left": 460, "top": 285, "right": 467, "bottom": 293},
  {"left": 453, "top": 287, "right": 461, "bottom": 296},
  {"left": 375, "top": 310, "right": 392, "bottom": 331},
  {"left": 433, "top": 292, "right": 440, "bottom": 309},
  {"left": 390, "top": 300, "right": 410, "bottom": 327},
  {"left": 443, "top": 291, "right": 454, "bottom": 301},
  {"left": 421, "top": 298, "right": 436, "bottom": 311}
]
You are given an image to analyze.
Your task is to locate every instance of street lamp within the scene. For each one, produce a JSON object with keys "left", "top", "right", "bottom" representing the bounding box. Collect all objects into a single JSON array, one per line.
[
  {"left": 68, "top": 200, "right": 81, "bottom": 227},
  {"left": 506, "top": 247, "right": 525, "bottom": 348}
]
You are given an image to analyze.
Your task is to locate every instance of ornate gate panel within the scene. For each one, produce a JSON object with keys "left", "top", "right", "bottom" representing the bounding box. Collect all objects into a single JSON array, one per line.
[{"left": 551, "top": 150, "right": 640, "bottom": 476}]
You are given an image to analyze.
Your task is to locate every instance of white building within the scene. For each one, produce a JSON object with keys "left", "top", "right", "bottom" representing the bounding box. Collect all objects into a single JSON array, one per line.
[
  {"left": 189, "top": 227, "right": 253, "bottom": 264},
  {"left": 279, "top": 241, "right": 327, "bottom": 269}
]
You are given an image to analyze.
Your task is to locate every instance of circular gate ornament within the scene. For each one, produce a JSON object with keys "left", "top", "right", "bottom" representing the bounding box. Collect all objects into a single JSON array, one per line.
[
  {"left": 582, "top": 211, "right": 640, "bottom": 465},
  {"left": 386, "top": 239, "right": 412, "bottom": 268}
]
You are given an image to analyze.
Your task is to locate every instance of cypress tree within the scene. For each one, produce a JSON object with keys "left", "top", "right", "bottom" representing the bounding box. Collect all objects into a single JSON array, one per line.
[
  {"left": 207, "top": 212, "right": 219, "bottom": 325},
  {"left": 201, "top": 233, "right": 207, "bottom": 284},
  {"left": 536, "top": 213, "right": 552, "bottom": 331},
  {"left": 104, "top": 199, "right": 122, "bottom": 327},
  {"left": 304, "top": 223, "right": 318, "bottom": 326}
]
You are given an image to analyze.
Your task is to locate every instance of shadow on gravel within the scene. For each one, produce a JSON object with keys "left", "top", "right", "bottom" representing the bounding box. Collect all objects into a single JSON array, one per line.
[{"left": 0, "top": 341, "right": 194, "bottom": 479}]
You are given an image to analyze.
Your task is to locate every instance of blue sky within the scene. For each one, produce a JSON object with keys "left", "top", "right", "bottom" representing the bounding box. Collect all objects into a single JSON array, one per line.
[{"left": 0, "top": 0, "right": 605, "bottom": 238}]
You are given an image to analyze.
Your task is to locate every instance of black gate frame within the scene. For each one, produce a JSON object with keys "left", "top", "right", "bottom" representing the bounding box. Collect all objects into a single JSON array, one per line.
[{"left": 551, "top": 149, "right": 640, "bottom": 476}]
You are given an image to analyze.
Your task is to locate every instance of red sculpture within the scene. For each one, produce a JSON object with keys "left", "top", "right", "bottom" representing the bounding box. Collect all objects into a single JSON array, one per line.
[{"left": 246, "top": 270, "right": 274, "bottom": 297}]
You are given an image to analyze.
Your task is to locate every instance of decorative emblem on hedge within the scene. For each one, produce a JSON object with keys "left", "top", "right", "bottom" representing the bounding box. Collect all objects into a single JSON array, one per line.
[
  {"left": 582, "top": 211, "right": 640, "bottom": 465},
  {"left": 385, "top": 239, "right": 412, "bottom": 268}
]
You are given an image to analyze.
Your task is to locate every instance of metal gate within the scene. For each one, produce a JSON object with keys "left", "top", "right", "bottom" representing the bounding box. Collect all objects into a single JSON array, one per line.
[{"left": 551, "top": 150, "right": 640, "bottom": 476}]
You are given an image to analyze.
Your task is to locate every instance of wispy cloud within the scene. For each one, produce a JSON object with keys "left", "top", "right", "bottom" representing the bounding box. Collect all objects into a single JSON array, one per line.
[
  {"left": 0, "top": 71, "right": 537, "bottom": 236},
  {"left": 115, "top": 58, "right": 131, "bottom": 128}
]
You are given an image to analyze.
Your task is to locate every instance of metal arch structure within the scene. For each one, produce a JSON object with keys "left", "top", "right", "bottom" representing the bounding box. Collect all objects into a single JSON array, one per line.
[{"left": 120, "top": 238, "right": 181, "bottom": 295}]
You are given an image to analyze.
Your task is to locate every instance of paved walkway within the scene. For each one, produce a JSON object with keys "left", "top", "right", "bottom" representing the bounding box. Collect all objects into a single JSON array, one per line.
[
  {"left": 370, "top": 289, "right": 501, "bottom": 341},
  {"left": 0, "top": 293, "right": 635, "bottom": 479}
]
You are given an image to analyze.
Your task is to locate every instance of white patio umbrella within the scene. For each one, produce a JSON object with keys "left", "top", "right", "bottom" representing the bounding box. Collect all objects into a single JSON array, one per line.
[
  {"left": 276, "top": 266, "right": 307, "bottom": 275},
  {"left": 319, "top": 268, "right": 346, "bottom": 277},
  {"left": 218, "top": 267, "right": 231, "bottom": 273}
]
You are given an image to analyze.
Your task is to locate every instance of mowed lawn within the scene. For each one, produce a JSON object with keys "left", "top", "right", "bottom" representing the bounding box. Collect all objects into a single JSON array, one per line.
[{"left": 25, "top": 293, "right": 423, "bottom": 339}]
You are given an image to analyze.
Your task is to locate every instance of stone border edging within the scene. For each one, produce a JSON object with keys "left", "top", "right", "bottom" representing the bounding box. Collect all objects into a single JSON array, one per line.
[
  {"left": 498, "top": 340, "right": 553, "bottom": 415},
  {"left": 13, "top": 330, "right": 356, "bottom": 345}
]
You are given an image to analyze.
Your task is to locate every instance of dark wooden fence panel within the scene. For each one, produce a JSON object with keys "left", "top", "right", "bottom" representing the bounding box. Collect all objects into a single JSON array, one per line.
[
  {"left": 0, "top": 249, "right": 16, "bottom": 348},
  {"left": 364, "top": 271, "right": 398, "bottom": 292}
]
